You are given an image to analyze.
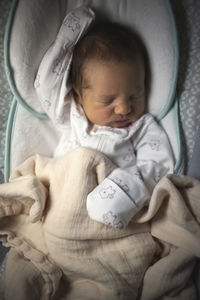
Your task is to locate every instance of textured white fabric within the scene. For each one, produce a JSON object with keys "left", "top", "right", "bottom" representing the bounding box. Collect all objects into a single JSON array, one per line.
[
  {"left": 10, "top": 104, "right": 62, "bottom": 171},
  {"left": 55, "top": 99, "right": 174, "bottom": 228}
]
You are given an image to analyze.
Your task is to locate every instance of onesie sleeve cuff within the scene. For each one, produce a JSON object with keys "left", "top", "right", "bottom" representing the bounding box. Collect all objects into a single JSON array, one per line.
[{"left": 87, "top": 178, "right": 139, "bottom": 229}]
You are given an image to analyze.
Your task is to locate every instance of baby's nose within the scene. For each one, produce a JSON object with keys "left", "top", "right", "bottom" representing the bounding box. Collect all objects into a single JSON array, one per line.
[{"left": 114, "top": 99, "right": 131, "bottom": 115}]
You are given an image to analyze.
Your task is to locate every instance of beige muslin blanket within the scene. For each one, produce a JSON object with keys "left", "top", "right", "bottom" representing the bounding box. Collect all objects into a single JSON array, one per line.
[{"left": 0, "top": 147, "right": 199, "bottom": 299}]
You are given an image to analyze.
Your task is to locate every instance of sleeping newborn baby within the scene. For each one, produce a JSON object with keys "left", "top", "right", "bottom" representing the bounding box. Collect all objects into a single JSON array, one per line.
[{"left": 35, "top": 6, "right": 174, "bottom": 229}]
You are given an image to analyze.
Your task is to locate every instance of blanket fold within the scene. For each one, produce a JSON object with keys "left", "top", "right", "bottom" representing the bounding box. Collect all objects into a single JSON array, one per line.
[
  {"left": 135, "top": 174, "right": 200, "bottom": 256},
  {"left": 0, "top": 147, "right": 199, "bottom": 299}
]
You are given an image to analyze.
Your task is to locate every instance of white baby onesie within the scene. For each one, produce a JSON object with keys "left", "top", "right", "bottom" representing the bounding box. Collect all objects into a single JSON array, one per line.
[{"left": 55, "top": 99, "right": 174, "bottom": 229}]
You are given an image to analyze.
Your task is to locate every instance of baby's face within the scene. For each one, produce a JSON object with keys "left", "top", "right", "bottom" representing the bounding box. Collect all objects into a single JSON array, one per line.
[{"left": 74, "top": 58, "right": 145, "bottom": 128}]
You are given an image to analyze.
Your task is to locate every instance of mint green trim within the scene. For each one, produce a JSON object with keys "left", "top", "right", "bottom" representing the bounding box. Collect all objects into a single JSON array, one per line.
[
  {"left": 4, "top": 99, "right": 18, "bottom": 182},
  {"left": 4, "top": 0, "right": 48, "bottom": 120},
  {"left": 173, "top": 100, "right": 184, "bottom": 174},
  {"left": 156, "top": 0, "right": 179, "bottom": 121}
]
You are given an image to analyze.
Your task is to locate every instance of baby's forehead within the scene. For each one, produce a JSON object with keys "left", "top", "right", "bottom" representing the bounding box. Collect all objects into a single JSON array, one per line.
[
  {"left": 82, "top": 57, "right": 145, "bottom": 76},
  {"left": 81, "top": 58, "right": 145, "bottom": 92}
]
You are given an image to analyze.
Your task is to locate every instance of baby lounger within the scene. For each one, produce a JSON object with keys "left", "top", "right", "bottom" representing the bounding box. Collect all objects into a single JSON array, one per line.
[
  {"left": 4, "top": 0, "right": 181, "bottom": 181},
  {"left": 2, "top": 0, "right": 200, "bottom": 299}
]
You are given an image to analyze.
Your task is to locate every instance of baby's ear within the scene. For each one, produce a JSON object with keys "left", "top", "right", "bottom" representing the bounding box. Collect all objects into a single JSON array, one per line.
[{"left": 72, "top": 86, "right": 81, "bottom": 104}]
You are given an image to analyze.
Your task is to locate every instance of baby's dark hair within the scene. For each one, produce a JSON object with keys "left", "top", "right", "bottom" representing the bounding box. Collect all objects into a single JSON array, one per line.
[{"left": 71, "top": 22, "right": 145, "bottom": 92}]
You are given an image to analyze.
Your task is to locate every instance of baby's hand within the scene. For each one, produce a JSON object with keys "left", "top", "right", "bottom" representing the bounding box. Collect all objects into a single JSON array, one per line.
[{"left": 87, "top": 178, "right": 137, "bottom": 229}]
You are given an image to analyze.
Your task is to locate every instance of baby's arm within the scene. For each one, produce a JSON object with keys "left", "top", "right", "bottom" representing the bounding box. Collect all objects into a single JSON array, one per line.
[
  {"left": 87, "top": 167, "right": 149, "bottom": 229},
  {"left": 87, "top": 119, "right": 174, "bottom": 229}
]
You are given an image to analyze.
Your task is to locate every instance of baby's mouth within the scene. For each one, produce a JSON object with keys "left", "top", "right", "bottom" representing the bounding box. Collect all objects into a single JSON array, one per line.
[
  {"left": 110, "top": 119, "right": 131, "bottom": 127},
  {"left": 115, "top": 119, "right": 129, "bottom": 123}
]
